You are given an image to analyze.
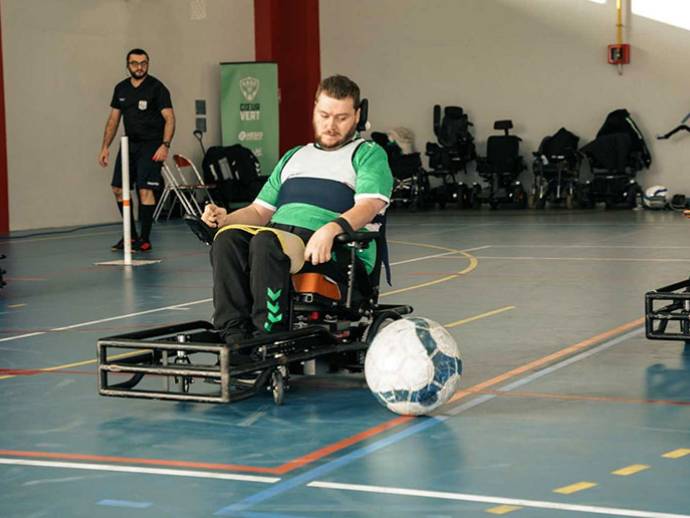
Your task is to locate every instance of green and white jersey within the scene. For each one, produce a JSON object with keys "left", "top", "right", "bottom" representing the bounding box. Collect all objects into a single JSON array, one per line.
[{"left": 255, "top": 137, "right": 393, "bottom": 272}]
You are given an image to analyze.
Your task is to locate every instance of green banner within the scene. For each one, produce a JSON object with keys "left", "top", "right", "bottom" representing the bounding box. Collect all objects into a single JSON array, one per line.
[{"left": 220, "top": 62, "right": 279, "bottom": 176}]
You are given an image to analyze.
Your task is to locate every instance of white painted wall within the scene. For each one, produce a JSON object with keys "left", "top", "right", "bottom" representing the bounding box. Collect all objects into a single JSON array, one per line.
[
  {"left": 1, "top": 0, "right": 254, "bottom": 231},
  {"left": 320, "top": 0, "right": 690, "bottom": 194}
]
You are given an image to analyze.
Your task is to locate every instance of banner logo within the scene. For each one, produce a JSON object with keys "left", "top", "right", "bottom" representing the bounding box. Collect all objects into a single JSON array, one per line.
[{"left": 239, "top": 77, "right": 260, "bottom": 101}]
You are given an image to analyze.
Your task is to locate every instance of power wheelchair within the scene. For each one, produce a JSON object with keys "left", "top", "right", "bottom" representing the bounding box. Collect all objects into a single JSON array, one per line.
[
  {"left": 474, "top": 120, "right": 527, "bottom": 209},
  {"left": 371, "top": 131, "right": 431, "bottom": 210},
  {"left": 645, "top": 122, "right": 690, "bottom": 353},
  {"left": 531, "top": 127, "right": 582, "bottom": 209},
  {"left": 425, "top": 105, "right": 477, "bottom": 209},
  {"left": 97, "top": 218, "right": 412, "bottom": 406},
  {"left": 579, "top": 109, "right": 651, "bottom": 209}
]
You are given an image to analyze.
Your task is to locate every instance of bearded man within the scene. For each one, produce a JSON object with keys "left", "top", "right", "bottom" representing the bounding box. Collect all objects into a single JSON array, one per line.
[
  {"left": 98, "top": 48, "right": 175, "bottom": 252},
  {"left": 201, "top": 75, "right": 393, "bottom": 343}
]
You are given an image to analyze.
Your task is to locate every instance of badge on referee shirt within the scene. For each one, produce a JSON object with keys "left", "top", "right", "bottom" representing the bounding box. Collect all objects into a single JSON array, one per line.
[{"left": 138, "top": 100, "right": 148, "bottom": 111}]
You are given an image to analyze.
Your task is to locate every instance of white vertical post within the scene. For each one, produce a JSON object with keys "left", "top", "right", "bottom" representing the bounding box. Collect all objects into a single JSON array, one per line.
[{"left": 121, "top": 136, "right": 132, "bottom": 266}]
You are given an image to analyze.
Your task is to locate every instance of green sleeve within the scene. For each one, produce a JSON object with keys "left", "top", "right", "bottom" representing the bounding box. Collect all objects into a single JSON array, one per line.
[
  {"left": 352, "top": 141, "right": 393, "bottom": 200},
  {"left": 256, "top": 146, "right": 302, "bottom": 207}
]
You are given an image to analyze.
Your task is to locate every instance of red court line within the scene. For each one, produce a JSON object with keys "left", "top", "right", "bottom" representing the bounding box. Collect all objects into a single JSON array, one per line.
[
  {"left": 273, "top": 416, "right": 413, "bottom": 475},
  {"left": 0, "top": 449, "right": 280, "bottom": 475},
  {"left": 0, "top": 369, "right": 93, "bottom": 377},
  {"left": 1, "top": 317, "right": 644, "bottom": 476}
]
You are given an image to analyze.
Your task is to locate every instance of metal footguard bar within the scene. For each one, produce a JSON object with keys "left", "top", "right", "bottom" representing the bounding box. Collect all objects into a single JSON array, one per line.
[
  {"left": 98, "top": 320, "right": 356, "bottom": 403},
  {"left": 645, "top": 278, "right": 690, "bottom": 341}
]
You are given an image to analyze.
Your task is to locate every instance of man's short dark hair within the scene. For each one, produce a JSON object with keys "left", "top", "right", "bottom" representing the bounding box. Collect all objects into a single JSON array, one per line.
[
  {"left": 315, "top": 75, "right": 360, "bottom": 109},
  {"left": 126, "top": 48, "right": 149, "bottom": 63}
]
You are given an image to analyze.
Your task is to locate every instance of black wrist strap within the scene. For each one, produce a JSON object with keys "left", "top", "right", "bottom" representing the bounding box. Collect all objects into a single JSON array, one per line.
[{"left": 333, "top": 217, "right": 355, "bottom": 236}]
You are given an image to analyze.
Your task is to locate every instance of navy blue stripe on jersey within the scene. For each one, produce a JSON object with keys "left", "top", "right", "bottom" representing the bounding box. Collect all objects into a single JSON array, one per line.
[{"left": 276, "top": 178, "right": 355, "bottom": 213}]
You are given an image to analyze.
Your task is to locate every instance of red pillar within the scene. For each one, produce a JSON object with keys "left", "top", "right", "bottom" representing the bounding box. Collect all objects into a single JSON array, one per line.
[
  {"left": 254, "top": 0, "right": 321, "bottom": 155},
  {"left": 0, "top": 3, "right": 9, "bottom": 234}
]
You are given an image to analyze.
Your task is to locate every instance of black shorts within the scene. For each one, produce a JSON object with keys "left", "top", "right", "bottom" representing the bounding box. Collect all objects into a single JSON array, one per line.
[{"left": 111, "top": 140, "right": 162, "bottom": 190}]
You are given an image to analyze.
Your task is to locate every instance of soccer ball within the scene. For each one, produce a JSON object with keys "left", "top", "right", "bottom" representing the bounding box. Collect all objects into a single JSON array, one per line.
[
  {"left": 364, "top": 317, "right": 463, "bottom": 416},
  {"left": 642, "top": 185, "right": 669, "bottom": 209}
]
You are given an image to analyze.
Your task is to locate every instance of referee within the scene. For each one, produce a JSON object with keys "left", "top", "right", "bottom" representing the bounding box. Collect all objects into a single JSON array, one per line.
[{"left": 98, "top": 48, "right": 175, "bottom": 252}]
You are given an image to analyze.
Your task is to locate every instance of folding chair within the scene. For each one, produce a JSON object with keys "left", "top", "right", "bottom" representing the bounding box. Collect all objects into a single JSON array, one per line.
[
  {"left": 154, "top": 155, "right": 216, "bottom": 221},
  {"left": 154, "top": 163, "right": 200, "bottom": 221}
]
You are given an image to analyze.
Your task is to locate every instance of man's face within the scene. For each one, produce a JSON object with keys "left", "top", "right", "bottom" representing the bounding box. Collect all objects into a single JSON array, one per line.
[
  {"left": 127, "top": 54, "right": 149, "bottom": 80},
  {"left": 313, "top": 93, "right": 360, "bottom": 150}
]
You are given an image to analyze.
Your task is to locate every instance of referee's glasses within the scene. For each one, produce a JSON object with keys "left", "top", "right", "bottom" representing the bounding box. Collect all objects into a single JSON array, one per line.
[{"left": 128, "top": 60, "right": 148, "bottom": 68}]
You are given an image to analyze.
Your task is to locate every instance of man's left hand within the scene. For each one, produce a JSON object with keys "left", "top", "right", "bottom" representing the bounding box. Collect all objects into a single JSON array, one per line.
[
  {"left": 152, "top": 145, "right": 169, "bottom": 162},
  {"left": 304, "top": 222, "right": 342, "bottom": 265}
]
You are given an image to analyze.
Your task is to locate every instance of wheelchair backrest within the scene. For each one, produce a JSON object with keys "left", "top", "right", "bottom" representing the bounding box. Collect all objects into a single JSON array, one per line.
[
  {"left": 580, "top": 132, "right": 633, "bottom": 173},
  {"left": 486, "top": 135, "right": 521, "bottom": 170},
  {"left": 538, "top": 127, "right": 580, "bottom": 159},
  {"left": 595, "top": 108, "right": 651, "bottom": 168},
  {"left": 436, "top": 106, "right": 472, "bottom": 148}
]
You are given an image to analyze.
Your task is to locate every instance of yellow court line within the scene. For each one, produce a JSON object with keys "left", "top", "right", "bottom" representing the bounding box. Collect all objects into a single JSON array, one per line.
[
  {"left": 486, "top": 504, "right": 523, "bottom": 515},
  {"left": 611, "top": 464, "right": 649, "bottom": 476},
  {"left": 381, "top": 240, "right": 478, "bottom": 298},
  {"left": 553, "top": 481, "right": 597, "bottom": 494},
  {"left": 445, "top": 306, "right": 515, "bottom": 328},
  {"left": 662, "top": 448, "right": 690, "bottom": 459},
  {"left": 8, "top": 304, "right": 27, "bottom": 309}
]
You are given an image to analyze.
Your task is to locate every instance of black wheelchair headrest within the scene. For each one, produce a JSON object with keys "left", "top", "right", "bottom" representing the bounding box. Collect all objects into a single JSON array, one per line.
[
  {"left": 494, "top": 120, "right": 514, "bottom": 132},
  {"left": 357, "top": 98, "right": 368, "bottom": 132},
  {"left": 444, "top": 106, "right": 465, "bottom": 119}
]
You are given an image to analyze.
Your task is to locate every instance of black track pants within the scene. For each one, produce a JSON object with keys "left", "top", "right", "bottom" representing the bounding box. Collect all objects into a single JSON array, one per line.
[{"left": 210, "top": 229, "right": 292, "bottom": 338}]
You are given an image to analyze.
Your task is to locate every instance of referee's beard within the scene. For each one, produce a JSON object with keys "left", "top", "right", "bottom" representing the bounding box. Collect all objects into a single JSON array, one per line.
[{"left": 129, "top": 69, "right": 148, "bottom": 80}]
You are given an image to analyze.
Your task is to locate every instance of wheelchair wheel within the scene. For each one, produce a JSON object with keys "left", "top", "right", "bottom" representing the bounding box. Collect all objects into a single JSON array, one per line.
[{"left": 271, "top": 369, "right": 284, "bottom": 405}]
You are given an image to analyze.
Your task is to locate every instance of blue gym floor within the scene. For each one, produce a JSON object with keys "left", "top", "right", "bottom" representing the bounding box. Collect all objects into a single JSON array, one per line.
[{"left": 1, "top": 209, "right": 689, "bottom": 517}]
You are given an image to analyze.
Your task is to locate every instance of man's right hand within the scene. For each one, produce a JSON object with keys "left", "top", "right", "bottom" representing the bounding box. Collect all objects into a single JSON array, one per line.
[
  {"left": 98, "top": 148, "right": 109, "bottom": 167},
  {"left": 202, "top": 204, "right": 228, "bottom": 228}
]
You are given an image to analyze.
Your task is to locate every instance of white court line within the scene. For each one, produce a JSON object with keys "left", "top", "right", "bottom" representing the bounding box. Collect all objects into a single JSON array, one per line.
[
  {"left": 307, "top": 481, "right": 690, "bottom": 518},
  {"left": 0, "top": 298, "right": 211, "bottom": 343},
  {"left": 476, "top": 256, "right": 690, "bottom": 263},
  {"left": 0, "top": 244, "right": 488, "bottom": 344},
  {"left": 0, "top": 458, "right": 279, "bottom": 484}
]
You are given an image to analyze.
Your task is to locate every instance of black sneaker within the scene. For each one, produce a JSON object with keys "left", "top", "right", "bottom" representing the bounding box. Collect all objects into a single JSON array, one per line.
[{"left": 111, "top": 238, "right": 138, "bottom": 251}]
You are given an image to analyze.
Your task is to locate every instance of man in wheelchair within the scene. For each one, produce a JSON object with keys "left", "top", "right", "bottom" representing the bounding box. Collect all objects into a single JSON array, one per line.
[
  {"left": 96, "top": 75, "right": 412, "bottom": 404},
  {"left": 202, "top": 75, "right": 393, "bottom": 344}
]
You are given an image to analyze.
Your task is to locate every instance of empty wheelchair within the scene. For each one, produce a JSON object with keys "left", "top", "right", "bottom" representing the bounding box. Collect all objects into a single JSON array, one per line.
[
  {"left": 425, "top": 105, "right": 477, "bottom": 208},
  {"left": 371, "top": 130, "right": 431, "bottom": 210},
  {"left": 475, "top": 120, "right": 527, "bottom": 209},
  {"left": 531, "top": 127, "right": 582, "bottom": 209},
  {"left": 579, "top": 109, "right": 651, "bottom": 209}
]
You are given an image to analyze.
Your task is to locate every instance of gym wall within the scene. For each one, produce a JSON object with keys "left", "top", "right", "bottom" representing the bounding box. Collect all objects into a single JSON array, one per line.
[
  {"left": 320, "top": 0, "right": 690, "bottom": 195},
  {"left": 1, "top": 0, "right": 254, "bottom": 231}
]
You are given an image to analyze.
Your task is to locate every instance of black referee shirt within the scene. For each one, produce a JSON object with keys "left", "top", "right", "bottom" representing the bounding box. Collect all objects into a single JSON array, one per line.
[{"left": 110, "top": 75, "right": 172, "bottom": 142}]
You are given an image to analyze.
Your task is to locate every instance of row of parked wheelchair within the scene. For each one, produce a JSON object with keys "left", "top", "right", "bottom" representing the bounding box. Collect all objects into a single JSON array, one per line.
[{"left": 373, "top": 106, "right": 653, "bottom": 210}]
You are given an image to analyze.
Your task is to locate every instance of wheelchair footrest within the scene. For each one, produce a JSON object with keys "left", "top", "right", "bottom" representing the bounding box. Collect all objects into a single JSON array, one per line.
[{"left": 645, "top": 278, "right": 690, "bottom": 341}]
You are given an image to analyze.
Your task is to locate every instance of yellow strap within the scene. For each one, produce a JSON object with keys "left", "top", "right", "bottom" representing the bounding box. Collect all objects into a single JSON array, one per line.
[{"left": 214, "top": 224, "right": 306, "bottom": 273}]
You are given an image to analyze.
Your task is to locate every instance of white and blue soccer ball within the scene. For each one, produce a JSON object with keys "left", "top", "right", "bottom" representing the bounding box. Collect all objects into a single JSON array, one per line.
[
  {"left": 642, "top": 185, "right": 669, "bottom": 209},
  {"left": 364, "top": 317, "right": 463, "bottom": 416}
]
